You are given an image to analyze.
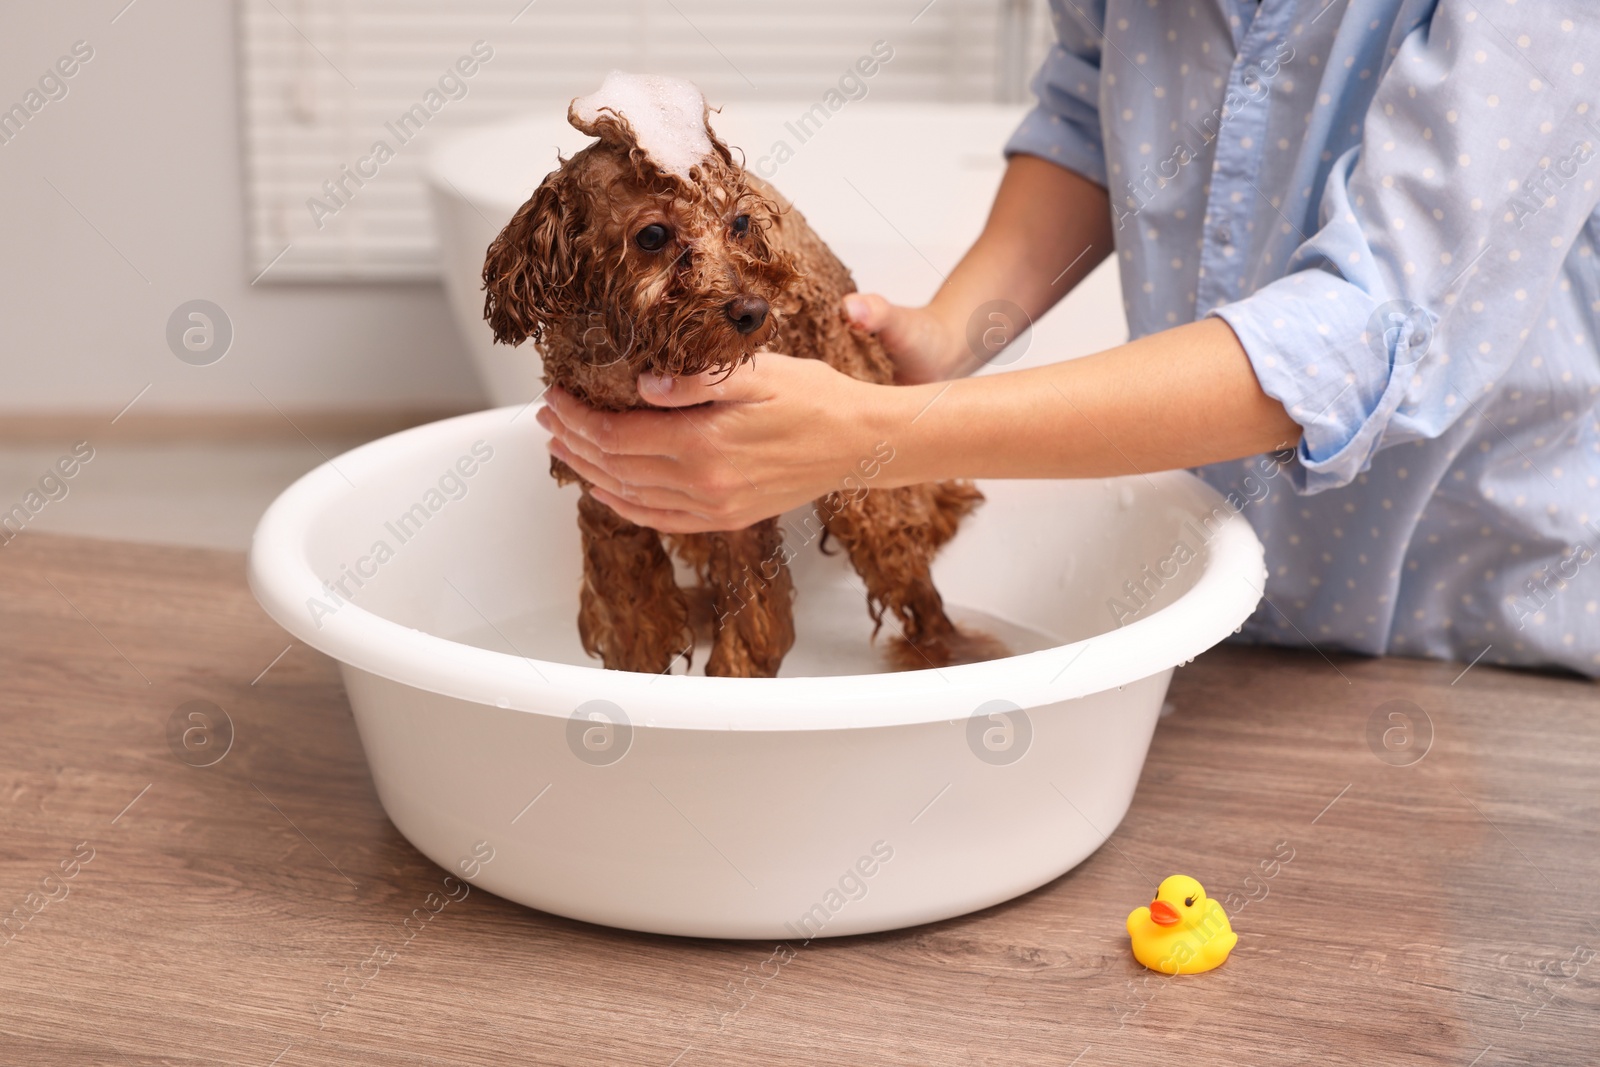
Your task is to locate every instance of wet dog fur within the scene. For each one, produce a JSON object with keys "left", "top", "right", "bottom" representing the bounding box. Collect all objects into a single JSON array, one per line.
[{"left": 482, "top": 96, "right": 998, "bottom": 677}]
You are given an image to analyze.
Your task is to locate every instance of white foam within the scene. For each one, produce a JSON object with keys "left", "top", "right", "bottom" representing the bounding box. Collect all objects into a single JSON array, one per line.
[{"left": 572, "top": 71, "right": 714, "bottom": 179}]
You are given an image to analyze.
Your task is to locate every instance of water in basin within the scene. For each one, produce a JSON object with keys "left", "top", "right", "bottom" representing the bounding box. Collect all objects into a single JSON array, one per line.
[{"left": 447, "top": 579, "right": 1061, "bottom": 678}]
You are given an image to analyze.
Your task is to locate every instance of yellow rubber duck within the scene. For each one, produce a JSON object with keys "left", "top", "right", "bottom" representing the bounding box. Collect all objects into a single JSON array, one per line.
[{"left": 1126, "top": 874, "right": 1237, "bottom": 974}]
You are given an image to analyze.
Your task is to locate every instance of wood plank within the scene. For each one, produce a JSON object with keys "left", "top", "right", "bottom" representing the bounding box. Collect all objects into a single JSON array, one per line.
[{"left": 0, "top": 532, "right": 1594, "bottom": 1065}]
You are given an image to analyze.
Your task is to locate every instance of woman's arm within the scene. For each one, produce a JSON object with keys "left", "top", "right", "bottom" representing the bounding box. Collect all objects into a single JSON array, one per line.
[
  {"left": 537, "top": 156, "right": 1298, "bottom": 533},
  {"left": 539, "top": 315, "right": 1299, "bottom": 533},
  {"left": 847, "top": 155, "right": 1117, "bottom": 384},
  {"left": 873, "top": 316, "right": 1300, "bottom": 485}
]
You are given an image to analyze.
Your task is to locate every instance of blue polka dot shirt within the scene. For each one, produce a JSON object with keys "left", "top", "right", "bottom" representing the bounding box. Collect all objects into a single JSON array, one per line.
[{"left": 1007, "top": 0, "right": 1600, "bottom": 676}]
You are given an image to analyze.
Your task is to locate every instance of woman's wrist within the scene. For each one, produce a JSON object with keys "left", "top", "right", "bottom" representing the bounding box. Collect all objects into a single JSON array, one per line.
[
  {"left": 861, "top": 377, "right": 963, "bottom": 490},
  {"left": 822, "top": 369, "right": 912, "bottom": 497},
  {"left": 920, "top": 295, "right": 980, "bottom": 380}
]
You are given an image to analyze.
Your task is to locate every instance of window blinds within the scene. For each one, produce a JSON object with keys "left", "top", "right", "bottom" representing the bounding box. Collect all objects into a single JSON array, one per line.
[{"left": 238, "top": 0, "right": 1047, "bottom": 281}]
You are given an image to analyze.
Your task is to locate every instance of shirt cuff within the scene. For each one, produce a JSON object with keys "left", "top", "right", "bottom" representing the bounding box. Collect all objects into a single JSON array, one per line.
[
  {"left": 1210, "top": 273, "right": 1427, "bottom": 494},
  {"left": 1002, "top": 47, "right": 1107, "bottom": 188},
  {"left": 1003, "top": 110, "right": 1107, "bottom": 188}
]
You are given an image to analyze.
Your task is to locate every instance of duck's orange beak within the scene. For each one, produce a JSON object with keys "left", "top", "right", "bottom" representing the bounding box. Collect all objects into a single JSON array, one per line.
[{"left": 1149, "top": 899, "right": 1181, "bottom": 926}]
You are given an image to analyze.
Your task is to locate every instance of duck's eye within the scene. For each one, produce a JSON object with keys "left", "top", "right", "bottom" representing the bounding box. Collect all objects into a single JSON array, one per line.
[
  {"left": 1184, "top": 895, "right": 1197, "bottom": 908},
  {"left": 635, "top": 223, "right": 669, "bottom": 252},
  {"left": 731, "top": 214, "right": 750, "bottom": 237}
]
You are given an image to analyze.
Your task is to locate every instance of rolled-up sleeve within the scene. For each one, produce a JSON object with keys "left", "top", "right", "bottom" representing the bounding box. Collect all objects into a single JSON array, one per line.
[
  {"left": 1003, "top": 0, "right": 1107, "bottom": 188},
  {"left": 1210, "top": 1, "right": 1600, "bottom": 494}
]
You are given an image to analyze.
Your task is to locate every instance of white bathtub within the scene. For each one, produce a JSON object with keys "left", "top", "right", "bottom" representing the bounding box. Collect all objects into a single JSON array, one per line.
[
  {"left": 248, "top": 407, "right": 1265, "bottom": 939},
  {"left": 426, "top": 103, "right": 1129, "bottom": 405}
]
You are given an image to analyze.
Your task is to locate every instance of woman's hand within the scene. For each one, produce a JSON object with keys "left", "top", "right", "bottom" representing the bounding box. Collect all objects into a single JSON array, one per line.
[
  {"left": 842, "top": 292, "right": 974, "bottom": 385},
  {"left": 840, "top": 157, "right": 1119, "bottom": 385},
  {"left": 536, "top": 353, "right": 895, "bottom": 534}
]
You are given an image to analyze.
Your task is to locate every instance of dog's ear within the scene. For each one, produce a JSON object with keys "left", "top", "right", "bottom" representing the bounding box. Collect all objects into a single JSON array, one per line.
[{"left": 482, "top": 168, "right": 586, "bottom": 347}]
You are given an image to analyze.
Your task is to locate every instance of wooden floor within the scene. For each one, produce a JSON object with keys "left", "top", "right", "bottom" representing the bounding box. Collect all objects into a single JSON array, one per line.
[{"left": 1, "top": 532, "right": 1595, "bottom": 1066}]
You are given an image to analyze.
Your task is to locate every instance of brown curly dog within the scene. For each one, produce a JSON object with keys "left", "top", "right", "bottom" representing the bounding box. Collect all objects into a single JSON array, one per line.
[{"left": 482, "top": 79, "right": 995, "bottom": 678}]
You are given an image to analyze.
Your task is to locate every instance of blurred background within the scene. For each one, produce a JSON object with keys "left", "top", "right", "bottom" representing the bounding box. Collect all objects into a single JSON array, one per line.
[{"left": 0, "top": 0, "right": 1125, "bottom": 552}]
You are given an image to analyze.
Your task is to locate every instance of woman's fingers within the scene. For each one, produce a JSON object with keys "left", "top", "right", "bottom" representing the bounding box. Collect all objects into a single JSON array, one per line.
[
  {"left": 536, "top": 354, "right": 880, "bottom": 530},
  {"left": 548, "top": 432, "right": 749, "bottom": 532},
  {"left": 541, "top": 387, "right": 679, "bottom": 456},
  {"left": 545, "top": 439, "right": 699, "bottom": 510},
  {"left": 844, "top": 292, "right": 897, "bottom": 331},
  {"left": 635, "top": 356, "right": 780, "bottom": 409},
  {"left": 842, "top": 293, "right": 964, "bottom": 384},
  {"left": 538, "top": 402, "right": 731, "bottom": 495},
  {"left": 541, "top": 410, "right": 651, "bottom": 479},
  {"left": 587, "top": 486, "right": 733, "bottom": 535},
  {"left": 537, "top": 387, "right": 764, "bottom": 515}
]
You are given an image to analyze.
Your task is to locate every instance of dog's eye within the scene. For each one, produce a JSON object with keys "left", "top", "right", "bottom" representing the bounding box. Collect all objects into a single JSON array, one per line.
[
  {"left": 635, "top": 224, "right": 669, "bottom": 252},
  {"left": 731, "top": 214, "right": 750, "bottom": 237}
]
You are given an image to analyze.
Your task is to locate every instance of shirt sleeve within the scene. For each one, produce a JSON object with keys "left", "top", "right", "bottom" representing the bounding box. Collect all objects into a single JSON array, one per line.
[
  {"left": 1210, "top": 1, "right": 1600, "bottom": 494},
  {"left": 1003, "top": 0, "right": 1108, "bottom": 188}
]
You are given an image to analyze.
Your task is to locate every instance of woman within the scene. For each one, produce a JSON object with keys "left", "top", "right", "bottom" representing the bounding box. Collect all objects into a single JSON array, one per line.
[{"left": 538, "top": 0, "right": 1600, "bottom": 675}]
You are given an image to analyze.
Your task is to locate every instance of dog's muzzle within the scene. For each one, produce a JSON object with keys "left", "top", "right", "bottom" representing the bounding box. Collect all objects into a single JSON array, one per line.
[{"left": 724, "top": 295, "right": 769, "bottom": 335}]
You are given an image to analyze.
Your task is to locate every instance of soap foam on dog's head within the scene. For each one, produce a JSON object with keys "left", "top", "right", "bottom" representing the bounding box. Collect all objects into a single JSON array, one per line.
[{"left": 571, "top": 71, "right": 714, "bottom": 179}]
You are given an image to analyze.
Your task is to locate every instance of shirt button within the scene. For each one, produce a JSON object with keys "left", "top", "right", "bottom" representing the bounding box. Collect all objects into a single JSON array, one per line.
[{"left": 1216, "top": 225, "right": 1233, "bottom": 245}]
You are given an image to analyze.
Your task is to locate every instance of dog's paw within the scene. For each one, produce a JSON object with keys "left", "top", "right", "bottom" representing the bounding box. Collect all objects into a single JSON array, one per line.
[{"left": 884, "top": 627, "right": 1010, "bottom": 672}]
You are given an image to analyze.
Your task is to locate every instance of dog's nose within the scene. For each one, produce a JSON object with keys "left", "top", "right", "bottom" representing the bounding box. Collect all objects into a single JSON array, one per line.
[{"left": 725, "top": 295, "right": 769, "bottom": 335}]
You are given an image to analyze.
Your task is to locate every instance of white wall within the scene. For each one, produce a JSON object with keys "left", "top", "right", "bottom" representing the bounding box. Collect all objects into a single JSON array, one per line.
[
  {"left": 0, "top": 1, "right": 1078, "bottom": 418},
  {"left": 0, "top": 0, "right": 484, "bottom": 415}
]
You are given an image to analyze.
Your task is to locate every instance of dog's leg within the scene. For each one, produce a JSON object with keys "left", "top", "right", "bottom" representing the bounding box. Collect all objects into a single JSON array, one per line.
[
  {"left": 576, "top": 489, "right": 693, "bottom": 674},
  {"left": 820, "top": 481, "right": 1004, "bottom": 669},
  {"left": 690, "top": 521, "right": 796, "bottom": 678}
]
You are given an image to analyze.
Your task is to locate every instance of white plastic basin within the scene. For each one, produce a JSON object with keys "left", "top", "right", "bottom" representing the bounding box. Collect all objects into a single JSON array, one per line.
[
  {"left": 425, "top": 103, "right": 1130, "bottom": 406},
  {"left": 248, "top": 406, "right": 1266, "bottom": 939}
]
